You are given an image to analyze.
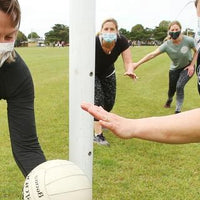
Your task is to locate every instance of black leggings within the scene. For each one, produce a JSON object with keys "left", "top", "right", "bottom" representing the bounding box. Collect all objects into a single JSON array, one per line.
[
  {"left": 168, "top": 68, "right": 192, "bottom": 112},
  {"left": 94, "top": 73, "right": 116, "bottom": 121},
  {"left": 0, "top": 53, "right": 46, "bottom": 177}
]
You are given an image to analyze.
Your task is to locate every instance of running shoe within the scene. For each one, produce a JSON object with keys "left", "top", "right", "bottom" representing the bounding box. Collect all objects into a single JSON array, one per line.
[
  {"left": 164, "top": 99, "right": 172, "bottom": 108},
  {"left": 94, "top": 133, "right": 110, "bottom": 146}
]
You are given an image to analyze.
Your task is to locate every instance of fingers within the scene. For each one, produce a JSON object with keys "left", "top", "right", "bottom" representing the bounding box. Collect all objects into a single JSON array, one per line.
[
  {"left": 184, "top": 66, "right": 194, "bottom": 77},
  {"left": 81, "top": 102, "right": 109, "bottom": 121},
  {"left": 188, "top": 69, "right": 195, "bottom": 77},
  {"left": 188, "top": 71, "right": 194, "bottom": 77},
  {"left": 81, "top": 102, "right": 93, "bottom": 111},
  {"left": 124, "top": 72, "right": 138, "bottom": 80},
  {"left": 99, "top": 120, "right": 112, "bottom": 130}
]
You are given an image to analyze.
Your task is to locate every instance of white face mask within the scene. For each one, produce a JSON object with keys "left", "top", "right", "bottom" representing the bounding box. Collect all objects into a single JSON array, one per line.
[{"left": 0, "top": 42, "right": 15, "bottom": 67}]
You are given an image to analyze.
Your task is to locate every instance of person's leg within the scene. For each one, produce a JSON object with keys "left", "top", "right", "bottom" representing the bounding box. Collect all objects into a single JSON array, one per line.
[
  {"left": 196, "top": 53, "right": 200, "bottom": 94},
  {"left": 94, "top": 74, "right": 116, "bottom": 146},
  {"left": 164, "top": 70, "right": 179, "bottom": 108},
  {"left": 94, "top": 76, "right": 109, "bottom": 146},
  {"left": 102, "top": 73, "right": 116, "bottom": 113},
  {"left": 175, "top": 69, "right": 192, "bottom": 113}
]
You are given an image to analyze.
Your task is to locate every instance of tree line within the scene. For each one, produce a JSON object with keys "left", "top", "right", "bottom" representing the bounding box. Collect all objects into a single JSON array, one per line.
[
  {"left": 119, "top": 20, "right": 194, "bottom": 46},
  {"left": 15, "top": 20, "right": 194, "bottom": 47},
  {"left": 16, "top": 24, "right": 69, "bottom": 47}
]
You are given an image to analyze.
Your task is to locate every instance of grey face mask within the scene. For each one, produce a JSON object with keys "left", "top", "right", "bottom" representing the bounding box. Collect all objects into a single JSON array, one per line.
[{"left": 0, "top": 42, "right": 14, "bottom": 67}]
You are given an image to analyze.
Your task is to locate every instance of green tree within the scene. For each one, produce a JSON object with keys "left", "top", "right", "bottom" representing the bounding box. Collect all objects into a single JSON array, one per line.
[
  {"left": 130, "top": 24, "right": 145, "bottom": 41},
  {"left": 153, "top": 26, "right": 167, "bottom": 42},
  {"left": 143, "top": 28, "right": 154, "bottom": 43},
  {"left": 28, "top": 32, "right": 40, "bottom": 39},
  {"left": 15, "top": 31, "right": 27, "bottom": 47},
  {"left": 153, "top": 20, "right": 170, "bottom": 42},
  {"left": 119, "top": 28, "right": 130, "bottom": 39},
  {"left": 45, "top": 24, "right": 69, "bottom": 44},
  {"left": 159, "top": 20, "right": 170, "bottom": 29}
]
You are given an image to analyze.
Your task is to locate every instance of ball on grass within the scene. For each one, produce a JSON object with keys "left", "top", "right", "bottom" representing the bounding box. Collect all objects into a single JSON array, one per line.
[{"left": 22, "top": 160, "right": 92, "bottom": 200}]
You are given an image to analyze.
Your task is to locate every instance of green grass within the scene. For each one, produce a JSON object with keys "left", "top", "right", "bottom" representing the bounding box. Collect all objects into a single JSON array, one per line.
[{"left": 0, "top": 46, "right": 200, "bottom": 199}]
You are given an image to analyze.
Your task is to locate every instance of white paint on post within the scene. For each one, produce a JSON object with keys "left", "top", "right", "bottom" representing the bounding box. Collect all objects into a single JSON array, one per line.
[{"left": 69, "top": 0, "right": 96, "bottom": 185}]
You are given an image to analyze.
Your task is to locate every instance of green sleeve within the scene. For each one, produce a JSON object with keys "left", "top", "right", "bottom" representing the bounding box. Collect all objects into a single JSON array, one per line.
[{"left": 159, "top": 41, "right": 167, "bottom": 53}]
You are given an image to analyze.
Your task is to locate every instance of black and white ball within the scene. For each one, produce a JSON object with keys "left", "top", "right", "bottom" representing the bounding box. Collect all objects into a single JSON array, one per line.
[{"left": 22, "top": 160, "right": 92, "bottom": 200}]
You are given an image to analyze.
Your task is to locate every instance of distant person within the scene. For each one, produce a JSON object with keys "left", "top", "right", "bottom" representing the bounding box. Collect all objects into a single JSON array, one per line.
[
  {"left": 94, "top": 18, "right": 137, "bottom": 146},
  {"left": 0, "top": 0, "right": 46, "bottom": 177},
  {"left": 81, "top": 102, "right": 200, "bottom": 144},
  {"left": 132, "top": 21, "right": 197, "bottom": 114}
]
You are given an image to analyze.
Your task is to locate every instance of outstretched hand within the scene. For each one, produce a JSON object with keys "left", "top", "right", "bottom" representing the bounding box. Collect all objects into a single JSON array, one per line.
[
  {"left": 124, "top": 63, "right": 139, "bottom": 80},
  {"left": 124, "top": 71, "right": 138, "bottom": 80},
  {"left": 81, "top": 102, "right": 133, "bottom": 139}
]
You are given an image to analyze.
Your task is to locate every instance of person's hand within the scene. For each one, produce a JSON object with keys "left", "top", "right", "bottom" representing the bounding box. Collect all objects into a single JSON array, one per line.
[
  {"left": 124, "top": 64, "right": 138, "bottom": 80},
  {"left": 184, "top": 65, "right": 195, "bottom": 77},
  {"left": 124, "top": 70, "right": 138, "bottom": 80},
  {"left": 81, "top": 102, "right": 133, "bottom": 139}
]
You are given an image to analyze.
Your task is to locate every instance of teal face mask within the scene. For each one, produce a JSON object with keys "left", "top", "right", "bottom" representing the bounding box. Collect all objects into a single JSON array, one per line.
[{"left": 101, "top": 33, "right": 117, "bottom": 43}]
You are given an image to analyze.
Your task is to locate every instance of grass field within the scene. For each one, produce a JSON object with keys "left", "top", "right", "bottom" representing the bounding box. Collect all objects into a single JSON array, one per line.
[{"left": 0, "top": 46, "right": 200, "bottom": 199}]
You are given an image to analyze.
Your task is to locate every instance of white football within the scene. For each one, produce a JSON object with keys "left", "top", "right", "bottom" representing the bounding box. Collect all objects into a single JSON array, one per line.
[{"left": 22, "top": 160, "right": 92, "bottom": 200}]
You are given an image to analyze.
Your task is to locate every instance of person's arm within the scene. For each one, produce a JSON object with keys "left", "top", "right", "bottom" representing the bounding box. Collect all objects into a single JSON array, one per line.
[
  {"left": 81, "top": 102, "right": 200, "bottom": 144},
  {"left": 184, "top": 47, "right": 198, "bottom": 77},
  {"left": 133, "top": 48, "right": 161, "bottom": 70},
  {"left": 121, "top": 47, "right": 137, "bottom": 79},
  {"left": 191, "top": 47, "right": 198, "bottom": 66}
]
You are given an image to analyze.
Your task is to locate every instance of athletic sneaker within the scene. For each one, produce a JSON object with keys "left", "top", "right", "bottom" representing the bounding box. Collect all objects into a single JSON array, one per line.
[
  {"left": 94, "top": 133, "right": 110, "bottom": 146},
  {"left": 175, "top": 110, "right": 181, "bottom": 114},
  {"left": 164, "top": 99, "right": 172, "bottom": 108}
]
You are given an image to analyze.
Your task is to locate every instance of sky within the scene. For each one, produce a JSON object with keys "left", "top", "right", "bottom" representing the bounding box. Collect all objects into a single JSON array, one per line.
[{"left": 18, "top": 0, "right": 196, "bottom": 38}]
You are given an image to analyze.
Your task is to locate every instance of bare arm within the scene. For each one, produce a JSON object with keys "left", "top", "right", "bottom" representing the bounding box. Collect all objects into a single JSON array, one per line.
[
  {"left": 184, "top": 47, "right": 198, "bottom": 77},
  {"left": 81, "top": 102, "right": 200, "bottom": 144},
  {"left": 191, "top": 47, "right": 198, "bottom": 66},
  {"left": 121, "top": 47, "right": 137, "bottom": 79},
  {"left": 133, "top": 48, "right": 161, "bottom": 70}
]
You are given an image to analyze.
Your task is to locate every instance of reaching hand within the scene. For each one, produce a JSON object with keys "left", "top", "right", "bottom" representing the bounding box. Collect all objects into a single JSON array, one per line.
[
  {"left": 124, "top": 70, "right": 138, "bottom": 80},
  {"left": 124, "top": 64, "right": 138, "bottom": 80},
  {"left": 81, "top": 102, "right": 133, "bottom": 139}
]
